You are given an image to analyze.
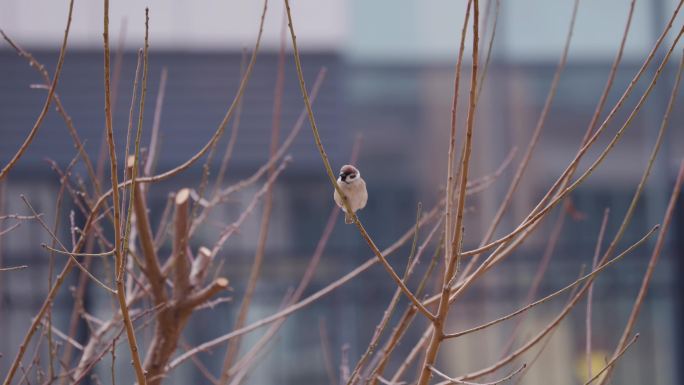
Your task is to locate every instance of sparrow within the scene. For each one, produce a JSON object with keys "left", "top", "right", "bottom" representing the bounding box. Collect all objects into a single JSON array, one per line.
[{"left": 334, "top": 164, "right": 368, "bottom": 224}]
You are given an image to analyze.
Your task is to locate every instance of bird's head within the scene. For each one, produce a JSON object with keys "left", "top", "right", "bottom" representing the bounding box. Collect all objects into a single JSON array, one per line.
[{"left": 338, "top": 164, "right": 360, "bottom": 184}]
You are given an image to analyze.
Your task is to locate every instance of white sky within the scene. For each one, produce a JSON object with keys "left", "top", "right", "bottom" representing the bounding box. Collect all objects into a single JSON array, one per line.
[{"left": 1, "top": 0, "right": 682, "bottom": 63}]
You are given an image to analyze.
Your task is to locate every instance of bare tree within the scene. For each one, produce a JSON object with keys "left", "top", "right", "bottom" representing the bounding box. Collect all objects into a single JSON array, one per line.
[{"left": 1, "top": 0, "right": 683, "bottom": 384}]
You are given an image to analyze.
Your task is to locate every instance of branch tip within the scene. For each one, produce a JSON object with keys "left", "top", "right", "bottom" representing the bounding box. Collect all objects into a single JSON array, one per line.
[{"left": 176, "top": 188, "right": 190, "bottom": 205}]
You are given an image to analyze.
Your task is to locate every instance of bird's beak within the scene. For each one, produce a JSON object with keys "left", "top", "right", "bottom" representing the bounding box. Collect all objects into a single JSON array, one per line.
[{"left": 339, "top": 173, "right": 346, "bottom": 182}]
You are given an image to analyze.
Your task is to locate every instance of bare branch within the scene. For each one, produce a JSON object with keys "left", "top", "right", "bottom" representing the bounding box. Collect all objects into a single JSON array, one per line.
[
  {"left": 0, "top": 0, "right": 75, "bottom": 180},
  {"left": 128, "top": 156, "right": 167, "bottom": 304},
  {"left": 190, "top": 246, "right": 214, "bottom": 288},
  {"left": 21, "top": 195, "right": 115, "bottom": 293},
  {"left": 596, "top": 48, "right": 684, "bottom": 385},
  {"left": 0, "top": 222, "right": 21, "bottom": 237},
  {"left": 586, "top": 334, "right": 639, "bottom": 385},
  {"left": 443, "top": 225, "right": 659, "bottom": 340},
  {"left": 461, "top": 8, "right": 683, "bottom": 260},
  {"left": 103, "top": 1, "right": 147, "bottom": 383},
  {"left": 173, "top": 188, "right": 191, "bottom": 299},
  {"left": 220, "top": 31, "right": 288, "bottom": 378},
  {"left": 284, "top": 0, "right": 434, "bottom": 323},
  {"left": 41, "top": 244, "right": 115, "bottom": 258},
  {"left": 166, "top": 205, "right": 439, "bottom": 371},
  {"left": 431, "top": 364, "right": 526, "bottom": 385},
  {"left": 183, "top": 278, "right": 230, "bottom": 309},
  {"left": 144, "top": 67, "right": 168, "bottom": 177},
  {"left": 0, "top": 264, "right": 28, "bottom": 272},
  {"left": 586, "top": 208, "right": 610, "bottom": 379}
]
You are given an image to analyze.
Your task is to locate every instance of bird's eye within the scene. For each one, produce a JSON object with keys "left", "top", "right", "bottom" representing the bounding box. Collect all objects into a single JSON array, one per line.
[{"left": 349, "top": 174, "right": 356, "bottom": 179}]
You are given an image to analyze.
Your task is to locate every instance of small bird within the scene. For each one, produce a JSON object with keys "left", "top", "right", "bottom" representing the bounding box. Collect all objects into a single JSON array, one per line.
[{"left": 334, "top": 164, "right": 368, "bottom": 224}]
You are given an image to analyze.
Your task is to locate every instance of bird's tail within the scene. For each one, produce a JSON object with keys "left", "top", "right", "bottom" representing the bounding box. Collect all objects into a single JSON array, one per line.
[{"left": 345, "top": 212, "right": 353, "bottom": 224}]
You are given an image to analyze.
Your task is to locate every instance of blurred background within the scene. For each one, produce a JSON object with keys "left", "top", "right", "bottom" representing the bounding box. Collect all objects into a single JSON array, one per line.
[{"left": 1, "top": 0, "right": 683, "bottom": 384}]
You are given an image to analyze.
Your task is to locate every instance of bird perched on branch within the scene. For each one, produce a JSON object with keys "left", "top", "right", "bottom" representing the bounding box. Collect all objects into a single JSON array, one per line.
[{"left": 334, "top": 164, "right": 368, "bottom": 224}]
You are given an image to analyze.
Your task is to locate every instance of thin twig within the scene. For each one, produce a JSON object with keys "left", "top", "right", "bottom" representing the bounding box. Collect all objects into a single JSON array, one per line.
[
  {"left": 283, "top": 0, "right": 434, "bottom": 322},
  {"left": 0, "top": 222, "right": 21, "bottom": 237},
  {"left": 166, "top": 205, "right": 440, "bottom": 371},
  {"left": 596, "top": 51, "right": 684, "bottom": 385},
  {"left": 198, "top": 67, "right": 327, "bottom": 226},
  {"left": 498, "top": 201, "right": 569, "bottom": 357},
  {"left": 128, "top": 0, "right": 269, "bottom": 185},
  {"left": 0, "top": 0, "right": 75, "bottom": 180},
  {"left": 475, "top": 0, "right": 500, "bottom": 102},
  {"left": 585, "top": 0, "right": 637, "bottom": 139},
  {"left": 29, "top": 128, "right": 77, "bottom": 381},
  {"left": 212, "top": 49, "right": 248, "bottom": 194},
  {"left": 376, "top": 377, "right": 404, "bottom": 385},
  {"left": 586, "top": 208, "right": 610, "bottom": 379},
  {"left": 319, "top": 318, "right": 337, "bottom": 385},
  {"left": 2, "top": 32, "right": 104, "bottom": 199},
  {"left": 464, "top": 147, "right": 517, "bottom": 194},
  {"left": 3, "top": 171, "right": 118, "bottom": 385},
  {"left": 443, "top": 225, "right": 659, "bottom": 340},
  {"left": 41, "top": 244, "right": 115, "bottom": 258},
  {"left": 39, "top": 319, "right": 84, "bottom": 351},
  {"left": 21, "top": 195, "right": 115, "bottom": 293},
  {"left": 209, "top": 159, "right": 290, "bottom": 257},
  {"left": 180, "top": 339, "right": 220, "bottom": 385},
  {"left": 63, "top": 0, "right": 271, "bottom": 245},
  {"left": 103, "top": 1, "right": 147, "bottom": 383},
  {"left": 390, "top": 326, "right": 432, "bottom": 383},
  {"left": 153, "top": 193, "right": 175, "bottom": 249},
  {"left": 0, "top": 264, "right": 28, "bottom": 272},
  {"left": 418, "top": 0, "right": 480, "bottom": 382},
  {"left": 460, "top": 0, "right": 580, "bottom": 281},
  {"left": 120, "top": 49, "right": 143, "bottom": 241},
  {"left": 431, "top": 363, "right": 525, "bottom": 385},
  {"left": 513, "top": 268, "right": 587, "bottom": 385},
  {"left": 219, "top": 23, "right": 288, "bottom": 380},
  {"left": 458, "top": 225, "right": 658, "bottom": 382},
  {"left": 447, "top": 23, "right": 684, "bottom": 313},
  {"left": 444, "top": 0, "right": 472, "bottom": 288},
  {"left": 72, "top": 304, "right": 167, "bottom": 384},
  {"left": 225, "top": 290, "right": 293, "bottom": 385},
  {"left": 586, "top": 334, "right": 639, "bottom": 385},
  {"left": 144, "top": 67, "right": 168, "bottom": 177},
  {"left": 227, "top": 136, "right": 364, "bottom": 384},
  {"left": 461, "top": 7, "right": 683, "bottom": 260},
  {"left": 368, "top": 231, "right": 444, "bottom": 385},
  {"left": 346, "top": 204, "right": 427, "bottom": 385},
  {"left": 0, "top": 214, "right": 43, "bottom": 221},
  {"left": 122, "top": 13, "right": 151, "bottom": 300},
  {"left": 4, "top": 249, "right": 84, "bottom": 385}
]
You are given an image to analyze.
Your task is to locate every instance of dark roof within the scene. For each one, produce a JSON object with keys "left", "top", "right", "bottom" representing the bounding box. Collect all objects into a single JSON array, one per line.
[{"left": 0, "top": 50, "right": 347, "bottom": 179}]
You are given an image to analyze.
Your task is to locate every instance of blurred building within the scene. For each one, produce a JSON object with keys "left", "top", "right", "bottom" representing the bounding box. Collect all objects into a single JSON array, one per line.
[{"left": 1, "top": 1, "right": 683, "bottom": 384}]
